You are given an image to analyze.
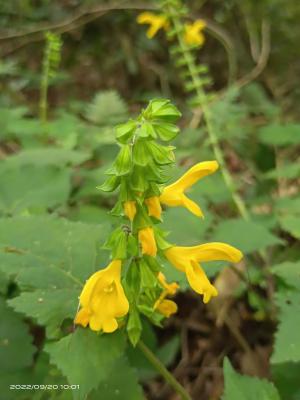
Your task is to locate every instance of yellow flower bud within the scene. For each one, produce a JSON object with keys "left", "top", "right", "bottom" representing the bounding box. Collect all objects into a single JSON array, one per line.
[
  {"left": 138, "top": 227, "right": 157, "bottom": 256},
  {"left": 165, "top": 243, "right": 243, "bottom": 303},
  {"left": 184, "top": 19, "right": 206, "bottom": 47},
  {"left": 74, "top": 260, "right": 129, "bottom": 333},
  {"left": 123, "top": 200, "right": 137, "bottom": 221},
  {"left": 156, "top": 299, "right": 178, "bottom": 318},
  {"left": 145, "top": 196, "right": 162, "bottom": 220},
  {"left": 160, "top": 161, "right": 218, "bottom": 217}
]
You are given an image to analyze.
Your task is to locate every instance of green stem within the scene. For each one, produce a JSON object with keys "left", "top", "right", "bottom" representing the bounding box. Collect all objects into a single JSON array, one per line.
[
  {"left": 39, "top": 56, "right": 49, "bottom": 125},
  {"left": 137, "top": 340, "right": 192, "bottom": 400},
  {"left": 169, "top": 7, "right": 250, "bottom": 221}
]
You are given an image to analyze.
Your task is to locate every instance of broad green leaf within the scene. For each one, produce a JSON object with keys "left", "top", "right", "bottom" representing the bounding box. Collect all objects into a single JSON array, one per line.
[
  {"left": 259, "top": 123, "right": 300, "bottom": 146},
  {"left": 222, "top": 358, "right": 280, "bottom": 400},
  {"left": 0, "top": 217, "right": 108, "bottom": 337},
  {"left": 213, "top": 218, "right": 284, "bottom": 253},
  {"left": 0, "top": 164, "right": 71, "bottom": 214},
  {"left": 3, "top": 148, "right": 90, "bottom": 168},
  {"left": 45, "top": 329, "right": 126, "bottom": 400},
  {"left": 0, "top": 299, "right": 35, "bottom": 373},
  {"left": 272, "top": 362, "right": 300, "bottom": 400},
  {"left": 274, "top": 196, "right": 300, "bottom": 215},
  {"left": 279, "top": 216, "right": 300, "bottom": 239},
  {"left": 90, "top": 357, "right": 143, "bottom": 400},
  {"left": 272, "top": 261, "right": 300, "bottom": 363},
  {"left": 263, "top": 163, "right": 300, "bottom": 180}
]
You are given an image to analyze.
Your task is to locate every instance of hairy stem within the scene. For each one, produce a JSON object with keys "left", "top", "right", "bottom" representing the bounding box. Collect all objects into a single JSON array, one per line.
[
  {"left": 137, "top": 340, "right": 192, "bottom": 400},
  {"left": 167, "top": 5, "right": 250, "bottom": 221}
]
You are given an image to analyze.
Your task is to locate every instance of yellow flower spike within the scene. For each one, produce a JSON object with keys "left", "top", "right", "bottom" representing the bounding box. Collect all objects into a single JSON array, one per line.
[
  {"left": 145, "top": 196, "right": 162, "bottom": 220},
  {"left": 156, "top": 299, "right": 178, "bottom": 318},
  {"left": 160, "top": 161, "right": 219, "bottom": 217},
  {"left": 184, "top": 19, "right": 206, "bottom": 47},
  {"left": 74, "top": 259, "right": 129, "bottom": 333},
  {"left": 137, "top": 12, "right": 169, "bottom": 39},
  {"left": 138, "top": 227, "right": 157, "bottom": 256},
  {"left": 165, "top": 243, "right": 243, "bottom": 303},
  {"left": 123, "top": 200, "right": 137, "bottom": 221}
]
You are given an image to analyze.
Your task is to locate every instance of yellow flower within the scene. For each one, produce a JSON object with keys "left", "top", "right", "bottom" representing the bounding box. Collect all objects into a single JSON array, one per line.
[
  {"left": 145, "top": 196, "right": 162, "bottom": 220},
  {"left": 123, "top": 200, "right": 136, "bottom": 221},
  {"left": 157, "top": 271, "right": 179, "bottom": 295},
  {"left": 138, "top": 227, "right": 157, "bottom": 256},
  {"left": 74, "top": 260, "right": 129, "bottom": 333},
  {"left": 160, "top": 161, "right": 219, "bottom": 217},
  {"left": 156, "top": 299, "right": 178, "bottom": 317},
  {"left": 154, "top": 272, "right": 179, "bottom": 317},
  {"left": 165, "top": 243, "right": 243, "bottom": 303},
  {"left": 137, "top": 12, "right": 169, "bottom": 39},
  {"left": 184, "top": 19, "right": 206, "bottom": 47}
]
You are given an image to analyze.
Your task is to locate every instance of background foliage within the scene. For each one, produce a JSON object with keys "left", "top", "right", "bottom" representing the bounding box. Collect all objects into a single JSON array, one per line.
[{"left": 0, "top": 0, "right": 299, "bottom": 399}]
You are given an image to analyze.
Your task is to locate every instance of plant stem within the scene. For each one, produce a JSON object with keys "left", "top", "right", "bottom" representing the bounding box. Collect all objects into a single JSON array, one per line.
[
  {"left": 137, "top": 340, "right": 192, "bottom": 400},
  {"left": 39, "top": 53, "right": 49, "bottom": 124},
  {"left": 169, "top": 8, "right": 250, "bottom": 221}
]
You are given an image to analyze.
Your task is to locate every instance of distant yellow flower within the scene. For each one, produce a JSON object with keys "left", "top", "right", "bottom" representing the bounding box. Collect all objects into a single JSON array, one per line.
[
  {"left": 137, "top": 12, "right": 169, "bottom": 39},
  {"left": 124, "top": 200, "right": 137, "bottom": 221},
  {"left": 160, "top": 161, "right": 218, "bottom": 217},
  {"left": 184, "top": 19, "right": 206, "bottom": 47},
  {"left": 138, "top": 227, "right": 157, "bottom": 256},
  {"left": 74, "top": 260, "right": 129, "bottom": 333},
  {"left": 154, "top": 272, "right": 179, "bottom": 317},
  {"left": 165, "top": 243, "right": 243, "bottom": 303},
  {"left": 145, "top": 196, "right": 162, "bottom": 220}
]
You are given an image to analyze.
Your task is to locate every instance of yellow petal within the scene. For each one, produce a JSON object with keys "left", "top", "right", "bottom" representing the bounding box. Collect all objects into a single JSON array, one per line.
[
  {"left": 185, "top": 261, "right": 218, "bottom": 303},
  {"left": 181, "top": 194, "right": 204, "bottom": 218},
  {"left": 103, "top": 318, "right": 118, "bottom": 333},
  {"left": 124, "top": 200, "right": 137, "bottom": 221},
  {"left": 156, "top": 299, "right": 178, "bottom": 317},
  {"left": 74, "top": 307, "right": 90, "bottom": 327},
  {"left": 168, "top": 161, "right": 219, "bottom": 192},
  {"left": 145, "top": 196, "right": 162, "bottom": 219},
  {"left": 138, "top": 227, "right": 157, "bottom": 256},
  {"left": 189, "top": 242, "right": 243, "bottom": 263},
  {"left": 160, "top": 161, "right": 218, "bottom": 216}
]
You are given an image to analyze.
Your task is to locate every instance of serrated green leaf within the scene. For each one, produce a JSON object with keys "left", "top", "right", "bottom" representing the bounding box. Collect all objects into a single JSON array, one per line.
[
  {"left": 8, "top": 289, "right": 78, "bottom": 338},
  {"left": 213, "top": 218, "right": 284, "bottom": 253},
  {"left": 114, "top": 145, "right": 132, "bottom": 176},
  {"left": 116, "top": 120, "right": 136, "bottom": 144},
  {"left": 0, "top": 299, "right": 35, "bottom": 373},
  {"left": 90, "top": 356, "right": 143, "bottom": 400},
  {"left": 222, "top": 358, "right": 280, "bottom": 400},
  {"left": 45, "top": 329, "right": 126, "bottom": 400},
  {"left": 0, "top": 217, "right": 108, "bottom": 337}
]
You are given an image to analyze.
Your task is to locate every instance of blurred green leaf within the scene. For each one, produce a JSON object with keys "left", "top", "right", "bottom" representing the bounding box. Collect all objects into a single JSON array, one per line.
[
  {"left": 279, "top": 216, "right": 300, "bottom": 239},
  {"left": 213, "top": 218, "right": 284, "bottom": 253},
  {"left": 222, "top": 358, "right": 280, "bottom": 400},
  {"left": 259, "top": 123, "right": 300, "bottom": 146}
]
